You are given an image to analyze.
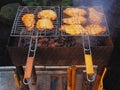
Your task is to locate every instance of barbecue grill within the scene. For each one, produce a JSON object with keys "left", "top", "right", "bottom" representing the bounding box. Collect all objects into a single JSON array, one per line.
[{"left": 7, "top": 5, "right": 113, "bottom": 90}]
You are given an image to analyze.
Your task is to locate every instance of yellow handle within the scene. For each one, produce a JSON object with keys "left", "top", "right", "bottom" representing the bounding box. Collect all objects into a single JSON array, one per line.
[{"left": 85, "top": 54, "right": 94, "bottom": 75}]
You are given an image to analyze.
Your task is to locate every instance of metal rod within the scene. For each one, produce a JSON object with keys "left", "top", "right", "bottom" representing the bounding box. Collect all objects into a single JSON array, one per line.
[
  {"left": 82, "top": 35, "right": 91, "bottom": 54},
  {"left": 0, "top": 65, "right": 98, "bottom": 71},
  {"left": 27, "top": 36, "right": 38, "bottom": 57},
  {"left": 32, "top": 66, "right": 37, "bottom": 85}
]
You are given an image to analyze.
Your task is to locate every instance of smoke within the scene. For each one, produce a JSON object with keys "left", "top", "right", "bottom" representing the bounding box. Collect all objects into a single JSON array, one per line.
[
  {"left": 72, "top": 0, "right": 114, "bottom": 12},
  {"left": 72, "top": 0, "right": 118, "bottom": 41}
]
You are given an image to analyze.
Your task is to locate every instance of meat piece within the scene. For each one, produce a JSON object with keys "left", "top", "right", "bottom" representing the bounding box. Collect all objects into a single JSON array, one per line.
[
  {"left": 88, "top": 8, "right": 104, "bottom": 24},
  {"left": 59, "top": 25, "right": 85, "bottom": 35},
  {"left": 85, "top": 24, "right": 106, "bottom": 35},
  {"left": 22, "top": 14, "right": 35, "bottom": 31},
  {"left": 63, "top": 8, "right": 86, "bottom": 16},
  {"left": 62, "top": 16, "right": 87, "bottom": 25},
  {"left": 37, "top": 10, "right": 57, "bottom": 20},
  {"left": 36, "top": 18, "right": 54, "bottom": 30}
]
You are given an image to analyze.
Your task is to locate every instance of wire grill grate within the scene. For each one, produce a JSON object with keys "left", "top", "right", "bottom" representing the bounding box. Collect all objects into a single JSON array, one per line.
[
  {"left": 10, "top": 6, "right": 60, "bottom": 37},
  {"left": 60, "top": 6, "right": 110, "bottom": 37},
  {"left": 10, "top": 6, "right": 110, "bottom": 37}
]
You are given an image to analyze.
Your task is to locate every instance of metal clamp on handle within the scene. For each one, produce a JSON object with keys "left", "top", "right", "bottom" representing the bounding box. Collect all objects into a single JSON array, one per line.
[
  {"left": 83, "top": 65, "right": 97, "bottom": 82},
  {"left": 82, "top": 35, "right": 96, "bottom": 82},
  {"left": 86, "top": 71, "right": 97, "bottom": 82},
  {"left": 23, "top": 78, "right": 32, "bottom": 85},
  {"left": 28, "top": 36, "right": 38, "bottom": 57}
]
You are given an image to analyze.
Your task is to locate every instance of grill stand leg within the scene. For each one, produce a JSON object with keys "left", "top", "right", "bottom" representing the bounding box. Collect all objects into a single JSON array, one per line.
[
  {"left": 31, "top": 66, "right": 37, "bottom": 85},
  {"left": 90, "top": 82, "right": 93, "bottom": 90},
  {"left": 16, "top": 66, "right": 30, "bottom": 90}
]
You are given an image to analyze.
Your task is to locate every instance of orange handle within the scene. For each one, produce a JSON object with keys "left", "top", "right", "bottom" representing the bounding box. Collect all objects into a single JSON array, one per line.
[
  {"left": 85, "top": 54, "right": 94, "bottom": 75},
  {"left": 24, "top": 57, "right": 34, "bottom": 79}
]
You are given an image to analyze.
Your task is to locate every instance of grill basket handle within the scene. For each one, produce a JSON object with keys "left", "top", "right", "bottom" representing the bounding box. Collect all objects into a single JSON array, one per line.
[
  {"left": 23, "top": 57, "right": 34, "bottom": 85},
  {"left": 84, "top": 54, "right": 94, "bottom": 75}
]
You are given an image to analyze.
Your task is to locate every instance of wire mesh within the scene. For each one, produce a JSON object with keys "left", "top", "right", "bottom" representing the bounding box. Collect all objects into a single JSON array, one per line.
[
  {"left": 10, "top": 6, "right": 110, "bottom": 37},
  {"left": 60, "top": 6, "right": 110, "bottom": 36},
  {"left": 10, "top": 6, "right": 60, "bottom": 37}
]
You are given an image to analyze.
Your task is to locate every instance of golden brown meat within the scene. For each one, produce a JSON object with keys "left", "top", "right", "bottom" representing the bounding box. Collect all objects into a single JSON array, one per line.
[
  {"left": 63, "top": 8, "right": 86, "bottom": 16},
  {"left": 36, "top": 18, "right": 54, "bottom": 30},
  {"left": 85, "top": 24, "right": 106, "bottom": 35},
  {"left": 62, "top": 16, "right": 87, "bottom": 25},
  {"left": 37, "top": 10, "right": 57, "bottom": 20},
  {"left": 22, "top": 14, "right": 35, "bottom": 31},
  {"left": 88, "top": 8, "right": 103, "bottom": 24},
  {"left": 59, "top": 25, "right": 85, "bottom": 35}
]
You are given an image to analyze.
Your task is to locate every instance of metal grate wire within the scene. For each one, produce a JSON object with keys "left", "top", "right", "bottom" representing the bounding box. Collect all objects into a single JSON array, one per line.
[
  {"left": 60, "top": 6, "right": 110, "bottom": 37},
  {"left": 10, "top": 6, "right": 60, "bottom": 37},
  {"left": 10, "top": 6, "right": 110, "bottom": 37}
]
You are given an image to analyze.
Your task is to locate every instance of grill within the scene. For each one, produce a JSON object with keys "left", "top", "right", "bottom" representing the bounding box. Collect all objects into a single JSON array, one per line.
[
  {"left": 10, "top": 6, "right": 110, "bottom": 37},
  {"left": 10, "top": 6, "right": 60, "bottom": 37},
  {"left": 8, "top": 36, "right": 113, "bottom": 68},
  {"left": 61, "top": 6, "right": 110, "bottom": 36},
  {"left": 8, "top": 5, "right": 113, "bottom": 89}
]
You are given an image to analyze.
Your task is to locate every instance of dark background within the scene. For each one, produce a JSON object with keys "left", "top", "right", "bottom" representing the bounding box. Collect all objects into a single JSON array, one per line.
[{"left": 0, "top": 0, "right": 120, "bottom": 90}]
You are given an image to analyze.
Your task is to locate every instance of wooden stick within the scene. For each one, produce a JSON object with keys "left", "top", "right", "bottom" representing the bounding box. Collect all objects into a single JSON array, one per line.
[
  {"left": 67, "top": 67, "right": 72, "bottom": 90},
  {"left": 24, "top": 57, "right": 34, "bottom": 79},
  {"left": 92, "top": 75, "right": 101, "bottom": 90},
  {"left": 32, "top": 66, "right": 37, "bottom": 85},
  {"left": 71, "top": 66, "right": 77, "bottom": 90},
  {"left": 98, "top": 68, "right": 107, "bottom": 90}
]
